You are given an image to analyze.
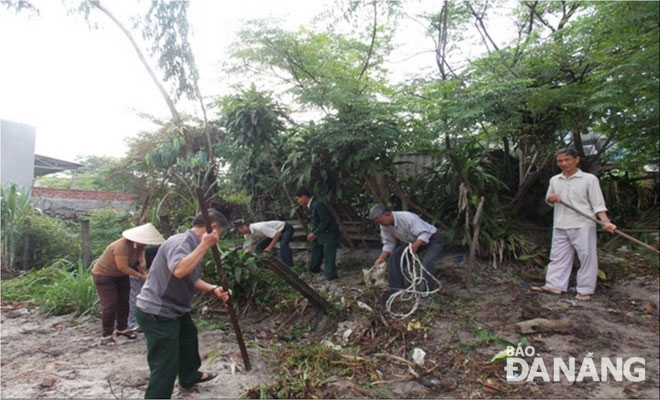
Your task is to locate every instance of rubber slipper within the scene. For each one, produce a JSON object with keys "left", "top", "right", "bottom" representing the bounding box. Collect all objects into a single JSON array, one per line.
[
  {"left": 100, "top": 337, "right": 116, "bottom": 347},
  {"left": 116, "top": 330, "right": 138, "bottom": 339},
  {"left": 530, "top": 285, "right": 562, "bottom": 295},
  {"left": 181, "top": 372, "right": 217, "bottom": 389}
]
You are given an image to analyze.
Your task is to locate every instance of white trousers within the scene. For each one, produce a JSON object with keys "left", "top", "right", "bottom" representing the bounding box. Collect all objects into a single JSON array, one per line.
[{"left": 545, "top": 226, "right": 598, "bottom": 295}]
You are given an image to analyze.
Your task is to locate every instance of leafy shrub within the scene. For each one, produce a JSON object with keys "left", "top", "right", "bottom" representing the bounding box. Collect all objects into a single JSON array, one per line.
[
  {"left": 1, "top": 184, "right": 33, "bottom": 268},
  {"left": 1, "top": 259, "right": 99, "bottom": 317},
  {"left": 201, "top": 245, "right": 260, "bottom": 302},
  {"left": 42, "top": 260, "right": 99, "bottom": 317},
  {"left": 1, "top": 264, "right": 59, "bottom": 302},
  {"left": 20, "top": 214, "right": 81, "bottom": 269},
  {"left": 88, "top": 208, "right": 132, "bottom": 260}
]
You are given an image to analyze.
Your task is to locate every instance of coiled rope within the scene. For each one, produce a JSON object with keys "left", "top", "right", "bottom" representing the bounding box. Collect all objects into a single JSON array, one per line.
[{"left": 385, "top": 244, "right": 441, "bottom": 319}]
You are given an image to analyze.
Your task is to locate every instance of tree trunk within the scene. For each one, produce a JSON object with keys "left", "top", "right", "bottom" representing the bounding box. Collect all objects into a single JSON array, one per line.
[
  {"left": 264, "top": 144, "right": 307, "bottom": 229},
  {"left": 466, "top": 197, "right": 485, "bottom": 289},
  {"left": 328, "top": 203, "right": 354, "bottom": 250},
  {"left": 90, "top": 1, "right": 181, "bottom": 125}
]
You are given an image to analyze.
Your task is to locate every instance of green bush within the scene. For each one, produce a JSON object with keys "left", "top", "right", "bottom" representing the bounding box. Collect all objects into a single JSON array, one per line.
[
  {"left": 88, "top": 209, "right": 132, "bottom": 260},
  {"left": 0, "top": 260, "right": 99, "bottom": 317},
  {"left": 20, "top": 214, "right": 81, "bottom": 269},
  {"left": 1, "top": 184, "right": 33, "bottom": 268}
]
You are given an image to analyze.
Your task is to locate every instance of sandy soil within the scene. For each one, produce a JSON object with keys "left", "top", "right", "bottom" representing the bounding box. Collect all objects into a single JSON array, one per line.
[
  {"left": 1, "top": 248, "right": 658, "bottom": 399},
  {"left": 0, "top": 305, "right": 269, "bottom": 398}
]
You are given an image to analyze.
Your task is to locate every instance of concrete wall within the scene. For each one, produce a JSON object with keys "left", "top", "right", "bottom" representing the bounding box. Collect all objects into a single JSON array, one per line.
[
  {"left": 1, "top": 120, "right": 36, "bottom": 191},
  {"left": 31, "top": 187, "right": 137, "bottom": 219},
  {"left": 394, "top": 152, "right": 440, "bottom": 177}
]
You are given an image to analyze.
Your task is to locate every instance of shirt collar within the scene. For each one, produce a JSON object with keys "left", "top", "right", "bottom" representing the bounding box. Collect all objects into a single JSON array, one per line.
[
  {"left": 307, "top": 197, "right": 313, "bottom": 209},
  {"left": 559, "top": 168, "right": 584, "bottom": 180},
  {"left": 392, "top": 212, "right": 400, "bottom": 228}
]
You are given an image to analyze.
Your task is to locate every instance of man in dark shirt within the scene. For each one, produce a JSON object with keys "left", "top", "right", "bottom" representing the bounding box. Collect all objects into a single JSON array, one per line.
[
  {"left": 135, "top": 209, "right": 230, "bottom": 399},
  {"left": 295, "top": 188, "right": 340, "bottom": 280}
]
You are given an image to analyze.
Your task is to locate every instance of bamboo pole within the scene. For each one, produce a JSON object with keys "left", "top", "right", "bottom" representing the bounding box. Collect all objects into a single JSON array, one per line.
[
  {"left": 559, "top": 200, "right": 659, "bottom": 254},
  {"left": 195, "top": 188, "right": 251, "bottom": 370}
]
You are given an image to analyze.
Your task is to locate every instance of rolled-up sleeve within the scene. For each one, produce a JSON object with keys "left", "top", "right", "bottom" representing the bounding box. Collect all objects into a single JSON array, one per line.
[
  {"left": 587, "top": 175, "right": 608, "bottom": 214},
  {"left": 410, "top": 223, "right": 433, "bottom": 243},
  {"left": 381, "top": 228, "right": 397, "bottom": 253}
]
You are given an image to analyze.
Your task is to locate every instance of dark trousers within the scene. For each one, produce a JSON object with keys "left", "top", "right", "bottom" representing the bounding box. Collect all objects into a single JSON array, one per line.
[
  {"left": 388, "top": 233, "right": 444, "bottom": 291},
  {"left": 309, "top": 236, "right": 339, "bottom": 279},
  {"left": 256, "top": 223, "right": 294, "bottom": 267},
  {"left": 93, "top": 274, "right": 130, "bottom": 337},
  {"left": 135, "top": 308, "right": 203, "bottom": 399}
]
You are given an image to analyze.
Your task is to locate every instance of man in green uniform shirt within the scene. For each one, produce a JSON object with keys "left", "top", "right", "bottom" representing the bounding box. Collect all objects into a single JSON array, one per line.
[{"left": 295, "top": 188, "right": 340, "bottom": 280}]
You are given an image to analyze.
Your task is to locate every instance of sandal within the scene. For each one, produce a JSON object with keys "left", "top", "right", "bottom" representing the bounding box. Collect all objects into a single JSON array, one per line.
[
  {"left": 100, "top": 337, "right": 116, "bottom": 347},
  {"left": 181, "top": 372, "right": 218, "bottom": 389},
  {"left": 530, "top": 285, "right": 562, "bottom": 295},
  {"left": 575, "top": 294, "right": 591, "bottom": 301},
  {"left": 116, "top": 329, "right": 138, "bottom": 339}
]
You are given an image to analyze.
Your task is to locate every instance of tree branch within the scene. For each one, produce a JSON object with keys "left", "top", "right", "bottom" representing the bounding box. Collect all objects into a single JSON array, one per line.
[
  {"left": 90, "top": 1, "right": 181, "bottom": 125},
  {"left": 358, "top": 1, "right": 378, "bottom": 81},
  {"left": 465, "top": 1, "right": 499, "bottom": 51}
]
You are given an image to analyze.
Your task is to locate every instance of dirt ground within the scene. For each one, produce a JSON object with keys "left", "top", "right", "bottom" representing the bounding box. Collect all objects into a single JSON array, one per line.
[{"left": 1, "top": 248, "right": 659, "bottom": 399}]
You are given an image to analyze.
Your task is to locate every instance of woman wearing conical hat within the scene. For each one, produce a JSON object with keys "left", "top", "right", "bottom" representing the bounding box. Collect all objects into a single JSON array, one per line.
[{"left": 91, "top": 223, "right": 165, "bottom": 347}]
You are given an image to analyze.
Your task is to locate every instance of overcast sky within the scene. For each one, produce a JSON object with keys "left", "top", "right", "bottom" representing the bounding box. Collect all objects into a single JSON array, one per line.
[{"left": 0, "top": 0, "right": 510, "bottom": 162}]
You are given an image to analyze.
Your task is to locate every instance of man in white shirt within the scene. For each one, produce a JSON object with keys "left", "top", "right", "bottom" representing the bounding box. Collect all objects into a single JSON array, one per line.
[
  {"left": 370, "top": 205, "right": 444, "bottom": 291},
  {"left": 533, "top": 148, "right": 617, "bottom": 301},
  {"left": 234, "top": 220, "right": 295, "bottom": 267}
]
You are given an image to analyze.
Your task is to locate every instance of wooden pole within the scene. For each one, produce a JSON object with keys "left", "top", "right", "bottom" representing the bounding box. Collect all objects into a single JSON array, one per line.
[
  {"left": 260, "top": 256, "right": 331, "bottom": 314},
  {"left": 81, "top": 219, "right": 91, "bottom": 269},
  {"left": 559, "top": 200, "right": 659, "bottom": 254},
  {"left": 195, "top": 188, "right": 251, "bottom": 370},
  {"left": 21, "top": 219, "right": 30, "bottom": 270}
]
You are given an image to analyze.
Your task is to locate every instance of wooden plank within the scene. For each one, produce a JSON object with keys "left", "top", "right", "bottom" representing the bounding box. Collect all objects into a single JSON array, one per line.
[{"left": 260, "top": 255, "right": 331, "bottom": 314}]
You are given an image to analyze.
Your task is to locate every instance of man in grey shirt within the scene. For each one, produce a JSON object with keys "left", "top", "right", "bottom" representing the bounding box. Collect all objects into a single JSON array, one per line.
[
  {"left": 136, "top": 209, "right": 230, "bottom": 399},
  {"left": 370, "top": 205, "right": 444, "bottom": 292}
]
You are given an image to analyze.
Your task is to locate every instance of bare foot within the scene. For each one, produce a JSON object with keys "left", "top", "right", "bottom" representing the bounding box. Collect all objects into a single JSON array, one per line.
[{"left": 575, "top": 294, "right": 591, "bottom": 301}]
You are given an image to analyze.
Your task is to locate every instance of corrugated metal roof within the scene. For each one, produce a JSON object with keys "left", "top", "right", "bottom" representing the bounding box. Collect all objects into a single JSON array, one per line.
[{"left": 33, "top": 154, "right": 82, "bottom": 176}]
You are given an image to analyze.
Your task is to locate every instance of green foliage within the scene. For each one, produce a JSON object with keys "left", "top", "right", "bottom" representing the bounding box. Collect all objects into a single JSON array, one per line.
[
  {"left": 229, "top": 19, "right": 392, "bottom": 111},
  {"left": 1, "top": 184, "right": 33, "bottom": 268},
  {"left": 20, "top": 214, "right": 81, "bottom": 269},
  {"left": 34, "top": 156, "right": 127, "bottom": 191},
  {"left": 88, "top": 209, "right": 132, "bottom": 260},
  {"left": 41, "top": 260, "right": 99, "bottom": 317},
  {"left": 141, "top": 1, "right": 200, "bottom": 101},
  {"left": 1, "top": 260, "right": 99, "bottom": 317},
  {"left": 200, "top": 245, "right": 261, "bottom": 303}
]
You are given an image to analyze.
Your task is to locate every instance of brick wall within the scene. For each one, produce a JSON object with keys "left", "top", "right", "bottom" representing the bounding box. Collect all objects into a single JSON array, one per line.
[
  {"left": 31, "top": 187, "right": 137, "bottom": 219},
  {"left": 31, "top": 187, "right": 136, "bottom": 202}
]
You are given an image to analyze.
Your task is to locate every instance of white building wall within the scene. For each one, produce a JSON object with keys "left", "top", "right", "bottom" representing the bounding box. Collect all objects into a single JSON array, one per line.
[{"left": 1, "top": 120, "right": 36, "bottom": 192}]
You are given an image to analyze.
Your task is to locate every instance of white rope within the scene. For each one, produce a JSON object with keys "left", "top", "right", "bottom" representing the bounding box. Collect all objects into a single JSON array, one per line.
[{"left": 385, "top": 244, "right": 441, "bottom": 319}]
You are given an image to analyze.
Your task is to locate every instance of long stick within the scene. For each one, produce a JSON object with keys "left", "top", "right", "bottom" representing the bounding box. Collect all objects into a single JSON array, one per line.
[
  {"left": 195, "top": 188, "right": 251, "bottom": 370},
  {"left": 559, "top": 200, "right": 659, "bottom": 254}
]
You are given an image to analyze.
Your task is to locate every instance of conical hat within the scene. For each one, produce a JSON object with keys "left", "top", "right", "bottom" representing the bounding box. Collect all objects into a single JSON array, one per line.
[{"left": 122, "top": 223, "right": 165, "bottom": 245}]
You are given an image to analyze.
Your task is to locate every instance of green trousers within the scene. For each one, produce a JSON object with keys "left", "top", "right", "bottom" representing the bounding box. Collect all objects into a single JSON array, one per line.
[
  {"left": 309, "top": 238, "right": 339, "bottom": 279},
  {"left": 135, "top": 308, "right": 203, "bottom": 399}
]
